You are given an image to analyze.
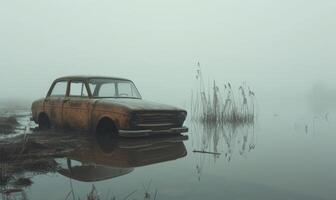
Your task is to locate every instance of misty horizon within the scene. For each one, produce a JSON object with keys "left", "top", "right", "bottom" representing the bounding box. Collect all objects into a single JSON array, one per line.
[{"left": 1, "top": 1, "right": 335, "bottom": 108}]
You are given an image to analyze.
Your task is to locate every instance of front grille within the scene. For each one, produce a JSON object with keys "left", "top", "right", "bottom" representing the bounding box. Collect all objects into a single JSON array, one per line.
[
  {"left": 139, "top": 113, "right": 178, "bottom": 124},
  {"left": 131, "top": 112, "right": 183, "bottom": 130}
]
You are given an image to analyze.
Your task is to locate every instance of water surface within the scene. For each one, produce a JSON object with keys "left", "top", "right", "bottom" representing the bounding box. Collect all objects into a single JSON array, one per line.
[{"left": 1, "top": 100, "right": 335, "bottom": 200}]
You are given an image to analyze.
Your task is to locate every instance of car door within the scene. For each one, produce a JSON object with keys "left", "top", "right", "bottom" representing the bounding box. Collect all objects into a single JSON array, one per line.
[
  {"left": 62, "top": 80, "right": 90, "bottom": 130},
  {"left": 44, "top": 80, "right": 68, "bottom": 128}
]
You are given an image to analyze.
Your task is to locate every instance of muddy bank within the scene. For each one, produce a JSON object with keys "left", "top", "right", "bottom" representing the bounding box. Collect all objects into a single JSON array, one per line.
[
  {"left": 0, "top": 131, "right": 90, "bottom": 195},
  {"left": 0, "top": 116, "right": 18, "bottom": 133},
  {"left": 0, "top": 108, "right": 34, "bottom": 137}
]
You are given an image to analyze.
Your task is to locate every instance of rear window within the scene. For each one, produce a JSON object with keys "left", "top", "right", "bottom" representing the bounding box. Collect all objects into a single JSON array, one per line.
[{"left": 50, "top": 81, "right": 67, "bottom": 97}]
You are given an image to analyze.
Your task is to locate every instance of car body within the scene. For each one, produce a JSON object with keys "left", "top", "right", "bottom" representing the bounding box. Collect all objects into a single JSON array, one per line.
[{"left": 31, "top": 76, "right": 188, "bottom": 137}]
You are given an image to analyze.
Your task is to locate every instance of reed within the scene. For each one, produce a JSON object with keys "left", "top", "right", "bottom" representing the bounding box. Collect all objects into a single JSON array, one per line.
[{"left": 190, "top": 63, "right": 256, "bottom": 125}]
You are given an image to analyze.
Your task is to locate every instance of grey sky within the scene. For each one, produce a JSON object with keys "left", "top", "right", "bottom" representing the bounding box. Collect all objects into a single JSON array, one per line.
[{"left": 1, "top": 0, "right": 335, "bottom": 105}]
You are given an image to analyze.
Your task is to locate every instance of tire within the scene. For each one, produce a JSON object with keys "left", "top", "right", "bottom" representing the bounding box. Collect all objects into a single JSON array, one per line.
[
  {"left": 95, "top": 118, "right": 118, "bottom": 152},
  {"left": 38, "top": 114, "right": 51, "bottom": 130},
  {"left": 95, "top": 131, "right": 118, "bottom": 153},
  {"left": 96, "top": 118, "right": 118, "bottom": 137}
]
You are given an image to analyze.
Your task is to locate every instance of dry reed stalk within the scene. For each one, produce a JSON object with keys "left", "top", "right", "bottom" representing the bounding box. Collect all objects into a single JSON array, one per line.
[{"left": 191, "top": 63, "right": 256, "bottom": 126}]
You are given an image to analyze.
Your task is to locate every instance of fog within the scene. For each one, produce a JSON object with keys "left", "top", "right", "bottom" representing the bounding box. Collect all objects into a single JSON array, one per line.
[
  {"left": 1, "top": 0, "right": 335, "bottom": 107},
  {"left": 2, "top": 2, "right": 336, "bottom": 199}
]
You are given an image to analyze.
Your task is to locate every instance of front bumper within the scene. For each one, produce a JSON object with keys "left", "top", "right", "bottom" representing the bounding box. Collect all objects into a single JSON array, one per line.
[{"left": 118, "top": 126, "right": 188, "bottom": 137}]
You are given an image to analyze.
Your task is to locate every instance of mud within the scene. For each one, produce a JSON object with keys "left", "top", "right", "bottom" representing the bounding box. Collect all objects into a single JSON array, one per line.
[
  {"left": 0, "top": 116, "right": 18, "bottom": 133},
  {"left": 0, "top": 129, "right": 90, "bottom": 194}
]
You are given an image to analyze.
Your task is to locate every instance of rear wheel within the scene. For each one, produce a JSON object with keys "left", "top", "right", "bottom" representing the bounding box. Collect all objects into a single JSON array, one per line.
[{"left": 38, "top": 113, "right": 51, "bottom": 130}]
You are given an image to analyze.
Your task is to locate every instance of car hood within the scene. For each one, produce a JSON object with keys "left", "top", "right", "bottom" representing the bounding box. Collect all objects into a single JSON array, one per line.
[{"left": 96, "top": 98, "right": 184, "bottom": 111}]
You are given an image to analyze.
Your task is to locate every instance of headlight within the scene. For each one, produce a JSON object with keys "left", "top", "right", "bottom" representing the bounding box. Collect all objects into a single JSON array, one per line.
[
  {"left": 178, "top": 111, "right": 187, "bottom": 122},
  {"left": 130, "top": 113, "right": 139, "bottom": 128}
]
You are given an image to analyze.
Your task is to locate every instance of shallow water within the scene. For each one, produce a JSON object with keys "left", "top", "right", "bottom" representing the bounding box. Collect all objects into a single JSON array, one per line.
[{"left": 1, "top": 101, "right": 335, "bottom": 200}]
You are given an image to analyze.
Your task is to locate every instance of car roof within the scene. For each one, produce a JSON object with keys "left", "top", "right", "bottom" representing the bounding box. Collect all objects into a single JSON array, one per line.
[{"left": 54, "top": 76, "right": 132, "bottom": 82}]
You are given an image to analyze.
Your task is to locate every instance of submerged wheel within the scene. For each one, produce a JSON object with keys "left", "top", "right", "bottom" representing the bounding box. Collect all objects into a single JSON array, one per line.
[
  {"left": 38, "top": 113, "right": 51, "bottom": 130},
  {"left": 95, "top": 117, "right": 118, "bottom": 152},
  {"left": 96, "top": 117, "right": 118, "bottom": 137}
]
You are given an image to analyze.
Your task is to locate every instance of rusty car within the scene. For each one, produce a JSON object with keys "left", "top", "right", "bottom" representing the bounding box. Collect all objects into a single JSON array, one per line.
[{"left": 31, "top": 76, "right": 188, "bottom": 137}]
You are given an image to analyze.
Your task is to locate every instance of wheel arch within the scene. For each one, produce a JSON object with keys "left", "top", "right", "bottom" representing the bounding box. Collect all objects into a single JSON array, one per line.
[
  {"left": 37, "top": 112, "right": 49, "bottom": 123},
  {"left": 94, "top": 114, "right": 120, "bottom": 134}
]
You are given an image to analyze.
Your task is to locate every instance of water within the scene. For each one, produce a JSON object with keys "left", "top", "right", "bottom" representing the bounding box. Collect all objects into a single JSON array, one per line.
[{"left": 1, "top": 100, "right": 335, "bottom": 200}]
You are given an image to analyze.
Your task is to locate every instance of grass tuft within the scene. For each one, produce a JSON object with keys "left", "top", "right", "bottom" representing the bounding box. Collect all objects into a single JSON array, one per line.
[{"left": 190, "top": 63, "right": 256, "bottom": 125}]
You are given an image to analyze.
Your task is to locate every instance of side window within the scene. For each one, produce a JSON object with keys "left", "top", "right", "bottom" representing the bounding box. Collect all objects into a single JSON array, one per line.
[
  {"left": 99, "top": 83, "right": 116, "bottom": 97},
  {"left": 50, "top": 81, "right": 67, "bottom": 97},
  {"left": 69, "top": 82, "right": 88, "bottom": 97}
]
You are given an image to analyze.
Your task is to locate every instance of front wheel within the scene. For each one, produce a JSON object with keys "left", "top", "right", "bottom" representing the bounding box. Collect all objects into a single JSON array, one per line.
[
  {"left": 95, "top": 131, "right": 118, "bottom": 153},
  {"left": 96, "top": 118, "right": 118, "bottom": 137}
]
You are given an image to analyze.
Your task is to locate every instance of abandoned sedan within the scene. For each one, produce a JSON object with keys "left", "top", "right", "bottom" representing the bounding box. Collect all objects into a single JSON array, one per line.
[{"left": 31, "top": 76, "right": 188, "bottom": 137}]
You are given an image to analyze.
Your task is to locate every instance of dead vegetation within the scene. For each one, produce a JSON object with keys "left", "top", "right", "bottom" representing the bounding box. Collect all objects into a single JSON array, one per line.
[
  {"left": 190, "top": 62, "right": 256, "bottom": 126},
  {"left": 189, "top": 63, "right": 257, "bottom": 181},
  {"left": 82, "top": 181, "right": 157, "bottom": 200}
]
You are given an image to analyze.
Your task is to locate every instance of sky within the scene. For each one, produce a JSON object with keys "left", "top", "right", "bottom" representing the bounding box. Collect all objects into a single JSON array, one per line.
[{"left": 1, "top": 0, "right": 335, "bottom": 107}]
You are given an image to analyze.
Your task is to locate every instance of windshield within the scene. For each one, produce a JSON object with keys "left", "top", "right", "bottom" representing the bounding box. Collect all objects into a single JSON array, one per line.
[{"left": 88, "top": 78, "right": 142, "bottom": 99}]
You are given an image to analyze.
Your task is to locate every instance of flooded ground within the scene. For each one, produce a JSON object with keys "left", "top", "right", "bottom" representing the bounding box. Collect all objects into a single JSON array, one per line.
[{"left": 0, "top": 101, "right": 335, "bottom": 200}]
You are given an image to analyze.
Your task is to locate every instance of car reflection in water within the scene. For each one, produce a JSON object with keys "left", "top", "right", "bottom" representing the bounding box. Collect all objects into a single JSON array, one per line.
[{"left": 56, "top": 134, "right": 188, "bottom": 182}]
